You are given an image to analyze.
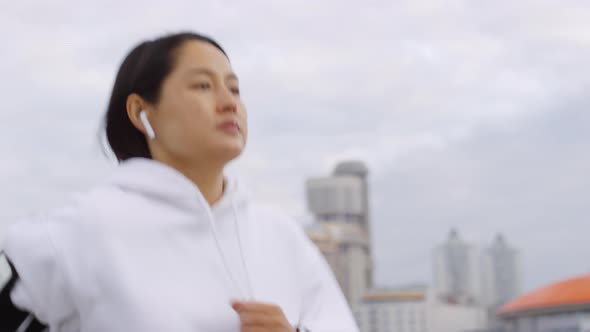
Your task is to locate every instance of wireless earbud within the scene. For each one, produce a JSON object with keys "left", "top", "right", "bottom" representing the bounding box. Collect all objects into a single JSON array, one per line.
[{"left": 139, "top": 110, "right": 156, "bottom": 140}]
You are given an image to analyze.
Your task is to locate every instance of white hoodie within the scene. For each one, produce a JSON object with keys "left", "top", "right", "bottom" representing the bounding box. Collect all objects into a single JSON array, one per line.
[{"left": 3, "top": 158, "right": 359, "bottom": 332}]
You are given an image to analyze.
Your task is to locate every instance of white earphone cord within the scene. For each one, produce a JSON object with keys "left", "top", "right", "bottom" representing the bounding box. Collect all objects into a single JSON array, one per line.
[
  {"left": 232, "top": 199, "right": 254, "bottom": 299},
  {"left": 206, "top": 198, "right": 254, "bottom": 300}
]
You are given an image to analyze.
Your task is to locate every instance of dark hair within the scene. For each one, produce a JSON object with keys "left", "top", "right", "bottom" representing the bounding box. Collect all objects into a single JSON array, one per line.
[{"left": 103, "top": 32, "right": 227, "bottom": 162}]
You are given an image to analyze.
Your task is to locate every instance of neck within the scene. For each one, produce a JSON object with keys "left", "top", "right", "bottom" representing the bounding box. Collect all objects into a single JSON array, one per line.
[
  {"left": 180, "top": 163, "right": 225, "bottom": 206},
  {"left": 153, "top": 155, "right": 226, "bottom": 206}
]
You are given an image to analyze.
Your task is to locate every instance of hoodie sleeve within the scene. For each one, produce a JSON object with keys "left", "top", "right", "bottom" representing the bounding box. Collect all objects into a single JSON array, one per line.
[
  {"left": 291, "top": 225, "right": 360, "bottom": 332},
  {"left": 2, "top": 215, "right": 76, "bottom": 330}
]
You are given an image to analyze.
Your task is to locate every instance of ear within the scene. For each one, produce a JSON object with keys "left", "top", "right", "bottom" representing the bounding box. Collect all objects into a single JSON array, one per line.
[{"left": 126, "top": 93, "right": 150, "bottom": 136}]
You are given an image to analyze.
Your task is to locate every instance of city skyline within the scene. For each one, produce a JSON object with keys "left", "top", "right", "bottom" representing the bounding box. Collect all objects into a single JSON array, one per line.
[
  {"left": 306, "top": 160, "right": 524, "bottom": 313},
  {"left": 433, "top": 229, "right": 522, "bottom": 310}
]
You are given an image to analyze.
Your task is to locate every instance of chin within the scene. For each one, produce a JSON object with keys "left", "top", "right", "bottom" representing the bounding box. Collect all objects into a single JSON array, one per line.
[{"left": 216, "top": 142, "right": 245, "bottom": 162}]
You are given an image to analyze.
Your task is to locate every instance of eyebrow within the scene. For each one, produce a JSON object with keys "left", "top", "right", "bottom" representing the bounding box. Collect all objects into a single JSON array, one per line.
[{"left": 185, "top": 68, "right": 239, "bottom": 81}]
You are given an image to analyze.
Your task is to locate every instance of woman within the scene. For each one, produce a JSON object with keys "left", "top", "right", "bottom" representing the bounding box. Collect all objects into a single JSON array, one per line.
[{"left": 0, "top": 32, "right": 359, "bottom": 332}]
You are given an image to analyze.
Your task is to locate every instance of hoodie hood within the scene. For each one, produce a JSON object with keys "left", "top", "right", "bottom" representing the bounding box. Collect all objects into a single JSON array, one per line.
[
  {"left": 107, "top": 157, "right": 250, "bottom": 214},
  {"left": 105, "top": 157, "right": 255, "bottom": 300}
]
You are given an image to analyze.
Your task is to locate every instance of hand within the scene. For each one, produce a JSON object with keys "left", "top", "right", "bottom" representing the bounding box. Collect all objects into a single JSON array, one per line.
[{"left": 231, "top": 300, "right": 297, "bottom": 332}]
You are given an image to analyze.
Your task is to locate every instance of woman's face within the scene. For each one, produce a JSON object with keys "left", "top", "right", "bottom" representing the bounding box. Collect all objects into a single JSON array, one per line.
[{"left": 148, "top": 40, "right": 247, "bottom": 165}]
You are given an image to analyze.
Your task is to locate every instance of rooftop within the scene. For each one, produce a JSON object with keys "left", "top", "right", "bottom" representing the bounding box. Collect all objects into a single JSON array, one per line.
[{"left": 499, "top": 274, "right": 590, "bottom": 316}]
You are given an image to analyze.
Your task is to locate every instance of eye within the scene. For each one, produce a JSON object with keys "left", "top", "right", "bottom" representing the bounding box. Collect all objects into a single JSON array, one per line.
[
  {"left": 230, "top": 87, "right": 241, "bottom": 96},
  {"left": 191, "top": 82, "right": 211, "bottom": 90}
]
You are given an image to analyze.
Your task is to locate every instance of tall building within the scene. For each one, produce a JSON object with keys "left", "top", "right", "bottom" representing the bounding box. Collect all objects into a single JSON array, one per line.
[
  {"left": 305, "top": 160, "right": 373, "bottom": 306},
  {"left": 306, "top": 176, "right": 365, "bottom": 224},
  {"left": 332, "top": 161, "right": 373, "bottom": 289},
  {"left": 433, "top": 229, "right": 483, "bottom": 305},
  {"left": 482, "top": 234, "right": 523, "bottom": 308},
  {"left": 307, "top": 222, "right": 371, "bottom": 306},
  {"left": 333, "top": 161, "right": 371, "bottom": 231}
]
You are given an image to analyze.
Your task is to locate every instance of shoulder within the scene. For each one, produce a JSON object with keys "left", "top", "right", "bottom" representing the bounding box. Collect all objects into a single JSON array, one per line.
[
  {"left": 2, "top": 207, "right": 81, "bottom": 325},
  {"left": 0, "top": 183, "right": 126, "bottom": 323},
  {"left": 2, "top": 182, "right": 122, "bottom": 269},
  {"left": 4, "top": 184, "right": 108, "bottom": 238}
]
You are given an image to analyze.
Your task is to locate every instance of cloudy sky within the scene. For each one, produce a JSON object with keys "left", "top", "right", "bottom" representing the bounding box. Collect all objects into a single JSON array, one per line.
[{"left": 1, "top": 0, "right": 589, "bottom": 293}]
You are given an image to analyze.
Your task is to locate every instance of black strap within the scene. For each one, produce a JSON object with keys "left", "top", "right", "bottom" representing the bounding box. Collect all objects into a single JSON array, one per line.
[{"left": 0, "top": 252, "right": 48, "bottom": 332}]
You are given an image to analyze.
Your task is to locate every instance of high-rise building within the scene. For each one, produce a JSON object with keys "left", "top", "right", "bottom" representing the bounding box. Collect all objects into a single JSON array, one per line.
[
  {"left": 482, "top": 234, "right": 522, "bottom": 308},
  {"left": 305, "top": 160, "right": 373, "bottom": 306},
  {"left": 333, "top": 161, "right": 371, "bottom": 232},
  {"left": 332, "top": 161, "right": 373, "bottom": 288},
  {"left": 307, "top": 222, "right": 371, "bottom": 306},
  {"left": 433, "top": 229, "right": 483, "bottom": 305},
  {"left": 306, "top": 176, "right": 364, "bottom": 224}
]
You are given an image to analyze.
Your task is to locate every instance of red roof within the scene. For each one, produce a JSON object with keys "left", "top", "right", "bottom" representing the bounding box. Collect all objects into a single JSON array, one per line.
[{"left": 500, "top": 275, "right": 590, "bottom": 315}]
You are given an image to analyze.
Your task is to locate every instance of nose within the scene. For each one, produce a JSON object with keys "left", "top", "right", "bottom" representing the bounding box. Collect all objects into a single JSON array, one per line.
[{"left": 217, "top": 86, "right": 238, "bottom": 114}]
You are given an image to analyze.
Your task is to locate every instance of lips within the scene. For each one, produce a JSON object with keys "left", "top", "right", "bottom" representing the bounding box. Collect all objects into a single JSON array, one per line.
[{"left": 217, "top": 120, "right": 240, "bottom": 134}]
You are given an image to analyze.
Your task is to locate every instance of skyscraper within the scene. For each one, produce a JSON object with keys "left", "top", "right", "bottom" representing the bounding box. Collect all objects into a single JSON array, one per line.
[
  {"left": 333, "top": 161, "right": 371, "bottom": 232},
  {"left": 482, "top": 234, "right": 522, "bottom": 308},
  {"left": 305, "top": 160, "right": 373, "bottom": 306},
  {"left": 433, "top": 229, "right": 483, "bottom": 305},
  {"left": 306, "top": 176, "right": 364, "bottom": 224},
  {"left": 332, "top": 161, "right": 373, "bottom": 290}
]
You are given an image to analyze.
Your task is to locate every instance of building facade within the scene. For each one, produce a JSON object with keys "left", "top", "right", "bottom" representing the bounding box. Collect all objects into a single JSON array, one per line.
[
  {"left": 433, "top": 229, "right": 483, "bottom": 305},
  {"left": 355, "top": 286, "right": 487, "bottom": 332},
  {"left": 482, "top": 234, "right": 523, "bottom": 308},
  {"left": 305, "top": 161, "right": 373, "bottom": 306}
]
